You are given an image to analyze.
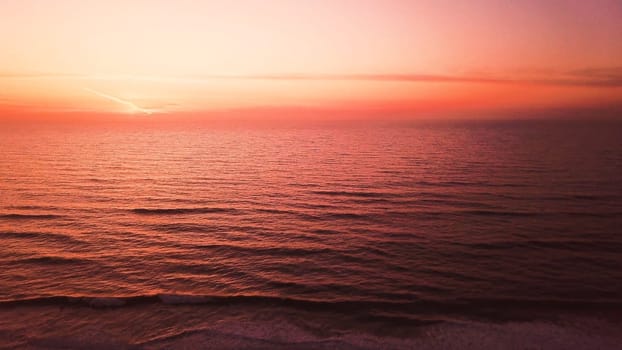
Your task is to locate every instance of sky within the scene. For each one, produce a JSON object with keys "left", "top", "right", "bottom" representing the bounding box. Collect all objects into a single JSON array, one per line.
[{"left": 1, "top": 0, "right": 621, "bottom": 122}]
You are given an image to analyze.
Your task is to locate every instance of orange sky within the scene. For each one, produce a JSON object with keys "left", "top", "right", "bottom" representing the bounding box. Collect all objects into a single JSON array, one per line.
[{"left": 1, "top": 0, "right": 621, "bottom": 122}]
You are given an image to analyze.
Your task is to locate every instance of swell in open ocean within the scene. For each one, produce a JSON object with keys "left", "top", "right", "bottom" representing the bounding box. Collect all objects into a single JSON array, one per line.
[{"left": 1, "top": 121, "right": 622, "bottom": 349}]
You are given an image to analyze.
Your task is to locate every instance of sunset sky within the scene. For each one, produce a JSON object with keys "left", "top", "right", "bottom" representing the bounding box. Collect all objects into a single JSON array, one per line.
[{"left": 1, "top": 0, "right": 621, "bottom": 122}]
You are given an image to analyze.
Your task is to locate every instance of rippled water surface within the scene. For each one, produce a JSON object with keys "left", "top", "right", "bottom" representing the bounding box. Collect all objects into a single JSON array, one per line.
[{"left": 1, "top": 121, "right": 621, "bottom": 348}]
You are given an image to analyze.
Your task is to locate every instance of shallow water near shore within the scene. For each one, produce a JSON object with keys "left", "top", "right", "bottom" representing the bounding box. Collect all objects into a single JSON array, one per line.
[{"left": 1, "top": 120, "right": 621, "bottom": 348}]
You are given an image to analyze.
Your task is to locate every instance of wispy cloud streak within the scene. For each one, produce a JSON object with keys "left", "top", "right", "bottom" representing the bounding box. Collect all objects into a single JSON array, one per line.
[{"left": 84, "top": 88, "right": 153, "bottom": 115}]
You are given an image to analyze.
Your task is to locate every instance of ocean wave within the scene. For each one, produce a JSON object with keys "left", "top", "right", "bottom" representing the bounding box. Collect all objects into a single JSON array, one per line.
[
  {"left": 128, "top": 206, "right": 620, "bottom": 222},
  {"left": 2, "top": 293, "right": 620, "bottom": 316}
]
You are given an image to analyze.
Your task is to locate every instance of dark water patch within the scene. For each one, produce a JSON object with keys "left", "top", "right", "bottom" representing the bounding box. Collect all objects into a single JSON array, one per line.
[
  {"left": 255, "top": 208, "right": 299, "bottom": 215},
  {"left": 254, "top": 208, "right": 373, "bottom": 222},
  {"left": 561, "top": 211, "right": 622, "bottom": 218},
  {"left": 148, "top": 223, "right": 224, "bottom": 234},
  {"left": 4, "top": 205, "right": 60, "bottom": 211},
  {"left": 15, "top": 256, "right": 92, "bottom": 266},
  {"left": 345, "top": 197, "right": 401, "bottom": 205},
  {"left": 0, "top": 231, "right": 84, "bottom": 245},
  {"left": 387, "top": 209, "right": 622, "bottom": 219},
  {"left": 254, "top": 208, "right": 324, "bottom": 221},
  {"left": 183, "top": 243, "right": 337, "bottom": 258},
  {"left": 569, "top": 194, "right": 611, "bottom": 201},
  {"left": 164, "top": 263, "right": 258, "bottom": 282},
  {"left": 414, "top": 198, "right": 498, "bottom": 209},
  {"left": 415, "top": 180, "right": 526, "bottom": 188},
  {"left": 0, "top": 214, "right": 64, "bottom": 220},
  {"left": 131, "top": 207, "right": 240, "bottom": 215},
  {"left": 310, "top": 229, "right": 341, "bottom": 235},
  {"left": 86, "top": 177, "right": 116, "bottom": 183},
  {"left": 324, "top": 212, "right": 371, "bottom": 220},
  {"left": 382, "top": 209, "right": 537, "bottom": 219},
  {"left": 458, "top": 240, "right": 622, "bottom": 253},
  {"left": 310, "top": 190, "right": 399, "bottom": 198},
  {"left": 348, "top": 245, "right": 395, "bottom": 259},
  {"left": 2, "top": 294, "right": 621, "bottom": 322},
  {"left": 291, "top": 202, "right": 350, "bottom": 210},
  {"left": 148, "top": 223, "right": 269, "bottom": 240},
  {"left": 458, "top": 210, "right": 539, "bottom": 217}
]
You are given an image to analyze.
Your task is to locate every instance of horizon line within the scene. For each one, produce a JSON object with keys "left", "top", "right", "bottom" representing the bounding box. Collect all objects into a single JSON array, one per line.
[{"left": 2, "top": 69, "right": 622, "bottom": 87}]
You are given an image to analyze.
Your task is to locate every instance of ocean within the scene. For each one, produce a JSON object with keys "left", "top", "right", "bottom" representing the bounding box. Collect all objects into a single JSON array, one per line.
[{"left": 1, "top": 120, "right": 621, "bottom": 349}]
